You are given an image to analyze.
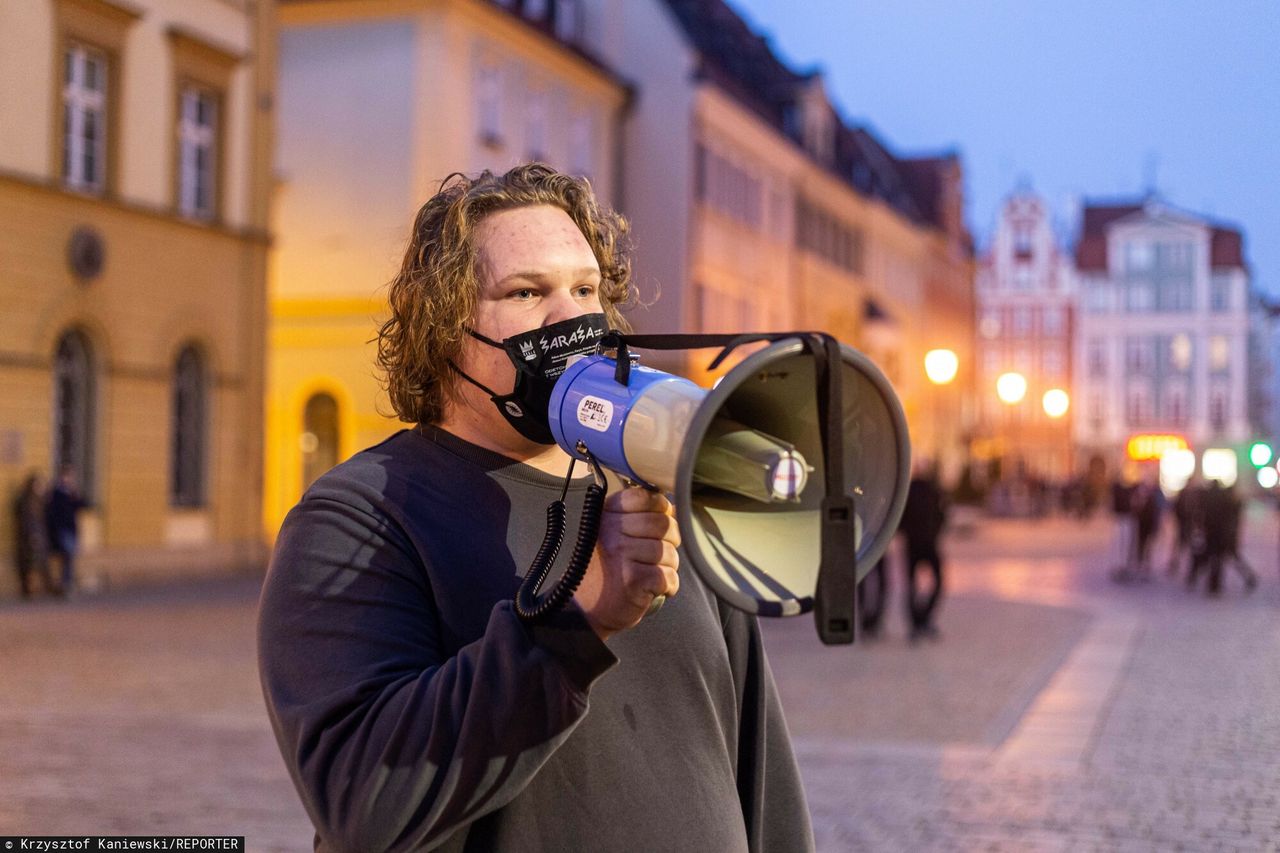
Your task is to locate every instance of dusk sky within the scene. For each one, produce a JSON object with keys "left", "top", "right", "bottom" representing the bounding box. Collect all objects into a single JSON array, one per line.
[{"left": 728, "top": 0, "right": 1280, "bottom": 298}]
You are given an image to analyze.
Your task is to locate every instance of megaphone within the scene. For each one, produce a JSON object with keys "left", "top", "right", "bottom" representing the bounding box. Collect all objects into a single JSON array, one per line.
[{"left": 515, "top": 331, "right": 911, "bottom": 645}]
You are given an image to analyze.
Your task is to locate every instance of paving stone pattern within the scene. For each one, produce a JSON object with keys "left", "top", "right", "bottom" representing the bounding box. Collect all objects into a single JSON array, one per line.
[
  {"left": 771, "top": 507, "right": 1280, "bottom": 852},
  {"left": 1, "top": 506, "right": 1278, "bottom": 851}
]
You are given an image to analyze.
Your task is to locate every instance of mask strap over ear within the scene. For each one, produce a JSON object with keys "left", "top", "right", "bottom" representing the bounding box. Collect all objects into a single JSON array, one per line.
[
  {"left": 467, "top": 328, "right": 505, "bottom": 349},
  {"left": 448, "top": 360, "right": 500, "bottom": 398}
]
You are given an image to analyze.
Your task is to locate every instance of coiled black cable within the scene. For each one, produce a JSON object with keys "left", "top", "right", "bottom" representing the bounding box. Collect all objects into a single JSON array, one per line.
[{"left": 515, "top": 456, "right": 607, "bottom": 623}]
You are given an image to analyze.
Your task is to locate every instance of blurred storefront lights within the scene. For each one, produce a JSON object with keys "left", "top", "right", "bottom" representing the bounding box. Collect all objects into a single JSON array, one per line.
[
  {"left": 1159, "top": 448, "right": 1197, "bottom": 493},
  {"left": 1259, "top": 466, "right": 1279, "bottom": 489},
  {"left": 996, "top": 371, "right": 1027, "bottom": 405},
  {"left": 1201, "top": 448, "right": 1238, "bottom": 486},
  {"left": 924, "top": 349, "right": 959, "bottom": 385},
  {"left": 1126, "top": 433, "right": 1188, "bottom": 461},
  {"left": 1042, "top": 388, "right": 1069, "bottom": 418}
]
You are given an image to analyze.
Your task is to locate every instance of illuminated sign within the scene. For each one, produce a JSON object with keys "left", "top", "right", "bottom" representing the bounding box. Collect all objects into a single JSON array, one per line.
[
  {"left": 1202, "top": 448, "right": 1238, "bottom": 486},
  {"left": 1126, "top": 434, "right": 1188, "bottom": 461}
]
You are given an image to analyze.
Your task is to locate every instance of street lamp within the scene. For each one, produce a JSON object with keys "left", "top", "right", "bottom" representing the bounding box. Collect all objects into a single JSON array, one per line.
[
  {"left": 1042, "top": 388, "right": 1070, "bottom": 419},
  {"left": 996, "top": 371, "right": 1027, "bottom": 405},
  {"left": 1249, "top": 441, "right": 1273, "bottom": 468},
  {"left": 924, "top": 349, "right": 958, "bottom": 385}
]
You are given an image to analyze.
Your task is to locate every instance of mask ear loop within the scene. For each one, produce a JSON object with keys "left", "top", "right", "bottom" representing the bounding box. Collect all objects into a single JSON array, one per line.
[
  {"left": 515, "top": 453, "right": 608, "bottom": 623},
  {"left": 447, "top": 360, "right": 502, "bottom": 398}
]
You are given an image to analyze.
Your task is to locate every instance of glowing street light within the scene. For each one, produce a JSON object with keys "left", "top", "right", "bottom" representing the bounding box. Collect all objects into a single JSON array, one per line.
[
  {"left": 996, "top": 372, "right": 1027, "bottom": 405},
  {"left": 1249, "top": 441, "right": 1273, "bottom": 468},
  {"left": 924, "top": 349, "right": 958, "bottom": 385},
  {"left": 1259, "top": 467, "right": 1279, "bottom": 489},
  {"left": 1042, "top": 388, "right": 1070, "bottom": 419}
]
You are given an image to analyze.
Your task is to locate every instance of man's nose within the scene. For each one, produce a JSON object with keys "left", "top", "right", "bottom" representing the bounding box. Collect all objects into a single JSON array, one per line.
[{"left": 542, "top": 287, "right": 589, "bottom": 327}]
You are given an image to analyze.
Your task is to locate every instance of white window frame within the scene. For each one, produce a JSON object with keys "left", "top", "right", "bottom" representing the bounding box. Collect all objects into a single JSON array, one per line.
[
  {"left": 1126, "top": 240, "right": 1153, "bottom": 273},
  {"left": 1210, "top": 278, "right": 1232, "bottom": 312},
  {"left": 63, "top": 43, "right": 108, "bottom": 192},
  {"left": 1209, "top": 388, "right": 1228, "bottom": 431},
  {"left": 1170, "top": 332, "right": 1192, "bottom": 372},
  {"left": 1087, "top": 339, "right": 1107, "bottom": 378},
  {"left": 1012, "top": 306, "right": 1032, "bottom": 336},
  {"left": 178, "top": 84, "right": 218, "bottom": 219}
]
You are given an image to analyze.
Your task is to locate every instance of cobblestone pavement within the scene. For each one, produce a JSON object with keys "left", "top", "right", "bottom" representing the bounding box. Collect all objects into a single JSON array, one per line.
[
  {"left": 1, "top": 505, "right": 1277, "bottom": 851},
  {"left": 763, "top": 504, "right": 1280, "bottom": 852}
]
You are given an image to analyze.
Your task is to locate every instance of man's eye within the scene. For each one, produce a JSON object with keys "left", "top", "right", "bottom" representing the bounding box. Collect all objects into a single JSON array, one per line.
[
  {"left": 575, "top": 285, "right": 597, "bottom": 298},
  {"left": 508, "top": 289, "right": 536, "bottom": 301}
]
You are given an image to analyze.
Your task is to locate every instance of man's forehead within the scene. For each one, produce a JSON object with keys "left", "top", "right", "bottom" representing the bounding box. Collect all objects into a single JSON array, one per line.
[{"left": 474, "top": 205, "right": 598, "bottom": 279}]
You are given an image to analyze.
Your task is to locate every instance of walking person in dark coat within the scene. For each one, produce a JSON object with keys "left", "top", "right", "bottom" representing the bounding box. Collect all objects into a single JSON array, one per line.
[
  {"left": 1220, "top": 483, "right": 1258, "bottom": 591},
  {"left": 45, "top": 465, "right": 87, "bottom": 596},
  {"left": 858, "top": 555, "right": 889, "bottom": 638},
  {"left": 901, "top": 460, "right": 947, "bottom": 641},
  {"left": 12, "top": 472, "right": 56, "bottom": 598},
  {"left": 1167, "top": 476, "right": 1205, "bottom": 579},
  {"left": 1129, "top": 472, "right": 1164, "bottom": 581},
  {"left": 1108, "top": 475, "right": 1137, "bottom": 573}
]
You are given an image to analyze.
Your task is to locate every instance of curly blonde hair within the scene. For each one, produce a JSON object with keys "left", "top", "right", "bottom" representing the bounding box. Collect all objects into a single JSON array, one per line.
[{"left": 376, "top": 164, "right": 635, "bottom": 425}]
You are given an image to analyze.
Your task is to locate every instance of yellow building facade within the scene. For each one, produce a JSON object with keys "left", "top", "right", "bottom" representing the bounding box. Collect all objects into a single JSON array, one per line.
[
  {"left": 0, "top": 0, "right": 276, "bottom": 596},
  {"left": 266, "top": 0, "right": 628, "bottom": 537}
]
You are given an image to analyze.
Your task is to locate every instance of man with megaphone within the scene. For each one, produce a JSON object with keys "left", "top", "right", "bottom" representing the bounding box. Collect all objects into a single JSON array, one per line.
[{"left": 258, "top": 164, "right": 815, "bottom": 852}]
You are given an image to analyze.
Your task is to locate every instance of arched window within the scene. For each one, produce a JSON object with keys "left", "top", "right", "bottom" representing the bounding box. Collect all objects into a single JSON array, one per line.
[
  {"left": 301, "top": 392, "right": 340, "bottom": 491},
  {"left": 53, "top": 329, "right": 97, "bottom": 502},
  {"left": 171, "top": 345, "right": 208, "bottom": 507}
]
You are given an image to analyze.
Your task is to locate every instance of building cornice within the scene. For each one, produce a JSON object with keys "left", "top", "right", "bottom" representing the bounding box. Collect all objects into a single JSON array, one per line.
[{"left": 0, "top": 168, "right": 271, "bottom": 246}]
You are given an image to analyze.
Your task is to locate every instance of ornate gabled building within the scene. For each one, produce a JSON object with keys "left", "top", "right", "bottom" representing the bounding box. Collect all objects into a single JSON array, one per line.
[
  {"left": 975, "top": 191, "right": 1076, "bottom": 479},
  {"left": 0, "top": 0, "right": 275, "bottom": 597}
]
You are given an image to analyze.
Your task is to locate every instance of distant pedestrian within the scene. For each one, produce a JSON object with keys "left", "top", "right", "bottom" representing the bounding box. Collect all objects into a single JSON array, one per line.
[
  {"left": 1105, "top": 473, "right": 1136, "bottom": 568},
  {"left": 1220, "top": 483, "right": 1258, "bottom": 592},
  {"left": 901, "top": 462, "right": 947, "bottom": 641},
  {"left": 1129, "top": 474, "right": 1164, "bottom": 580},
  {"left": 1107, "top": 475, "right": 1137, "bottom": 579},
  {"left": 1166, "top": 477, "right": 1205, "bottom": 579},
  {"left": 1188, "top": 481, "right": 1255, "bottom": 595},
  {"left": 12, "top": 472, "right": 56, "bottom": 598},
  {"left": 45, "top": 465, "right": 87, "bottom": 596},
  {"left": 858, "top": 555, "right": 889, "bottom": 638}
]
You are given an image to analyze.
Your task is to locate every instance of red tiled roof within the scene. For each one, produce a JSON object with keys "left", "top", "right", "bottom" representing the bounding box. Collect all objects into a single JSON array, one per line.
[
  {"left": 1074, "top": 202, "right": 1247, "bottom": 272},
  {"left": 1074, "top": 204, "right": 1141, "bottom": 271},
  {"left": 1210, "top": 227, "right": 1245, "bottom": 269}
]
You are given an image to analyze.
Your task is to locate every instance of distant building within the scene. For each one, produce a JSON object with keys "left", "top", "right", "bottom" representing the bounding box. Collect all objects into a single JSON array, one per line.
[
  {"left": 975, "top": 192, "right": 1075, "bottom": 479},
  {"left": 0, "top": 0, "right": 275, "bottom": 596},
  {"left": 590, "top": 0, "right": 976, "bottom": 473},
  {"left": 1250, "top": 293, "right": 1280, "bottom": 448},
  {"left": 1072, "top": 198, "right": 1252, "bottom": 476},
  {"left": 267, "top": 0, "right": 628, "bottom": 535}
]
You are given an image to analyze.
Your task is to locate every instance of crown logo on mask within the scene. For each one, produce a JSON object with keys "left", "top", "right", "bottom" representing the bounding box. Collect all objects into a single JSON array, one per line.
[{"left": 519, "top": 341, "right": 537, "bottom": 361}]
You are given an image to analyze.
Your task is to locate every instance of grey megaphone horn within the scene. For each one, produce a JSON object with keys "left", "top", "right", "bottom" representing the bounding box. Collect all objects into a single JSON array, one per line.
[{"left": 517, "top": 331, "right": 912, "bottom": 645}]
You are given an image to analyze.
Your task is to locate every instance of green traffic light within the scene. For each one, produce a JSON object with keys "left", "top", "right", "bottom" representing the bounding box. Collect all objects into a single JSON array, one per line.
[{"left": 1249, "top": 442, "right": 1273, "bottom": 468}]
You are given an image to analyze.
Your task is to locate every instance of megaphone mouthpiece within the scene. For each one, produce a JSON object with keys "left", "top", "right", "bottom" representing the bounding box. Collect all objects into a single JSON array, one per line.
[{"left": 693, "top": 419, "right": 812, "bottom": 504}]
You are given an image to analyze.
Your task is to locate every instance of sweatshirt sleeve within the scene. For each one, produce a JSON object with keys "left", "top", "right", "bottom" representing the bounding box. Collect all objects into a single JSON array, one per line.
[
  {"left": 257, "top": 494, "right": 617, "bottom": 852},
  {"left": 720, "top": 604, "right": 816, "bottom": 853}
]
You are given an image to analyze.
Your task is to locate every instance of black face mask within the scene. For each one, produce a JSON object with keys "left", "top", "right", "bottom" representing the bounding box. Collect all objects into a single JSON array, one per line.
[{"left": 452, "top": 313, "right": 609, "bottom": 445}]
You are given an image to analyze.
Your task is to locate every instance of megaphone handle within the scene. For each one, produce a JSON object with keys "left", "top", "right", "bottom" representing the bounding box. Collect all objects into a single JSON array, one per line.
[{"left": 515, "top": 478, "right": 607, "bottom": 623}]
